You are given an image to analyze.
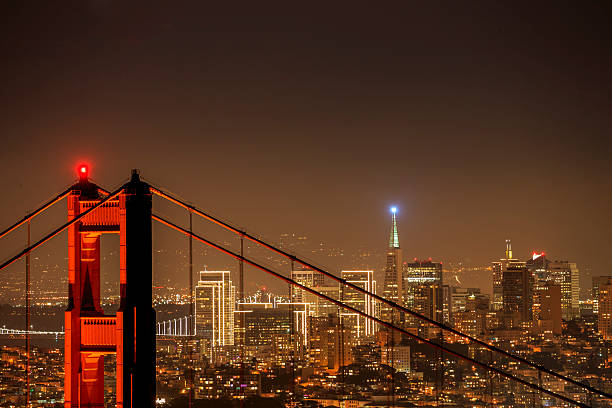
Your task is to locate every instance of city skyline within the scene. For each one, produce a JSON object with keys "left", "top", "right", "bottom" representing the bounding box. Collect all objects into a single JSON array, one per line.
[
  {"left": 1, "top": 2, "right": 611, "bottom": 407},
  {"left": 0, "top": 208, "right": 596, "bottom": 306},
  {"left": 0, "top": 2, "right": 611, "bottom": 285}
]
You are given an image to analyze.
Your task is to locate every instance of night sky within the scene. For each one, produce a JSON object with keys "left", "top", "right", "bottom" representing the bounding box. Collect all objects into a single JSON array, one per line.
[{"left": 0, "top": 2, "right": 611, "bottom": 293}]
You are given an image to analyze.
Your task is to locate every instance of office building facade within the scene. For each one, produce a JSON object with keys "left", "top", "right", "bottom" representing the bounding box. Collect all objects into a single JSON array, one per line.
[
  {"left": 195, "top": 270, "right": 235, "bottom": 347},
  {"left": 340, "top": 270, "right": 377, "bottom": 338}
]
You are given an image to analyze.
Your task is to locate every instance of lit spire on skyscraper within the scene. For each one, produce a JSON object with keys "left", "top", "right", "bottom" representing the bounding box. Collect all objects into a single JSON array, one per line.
[
  {"left": 389, "top": 206, "right": 400, "bottom": 249},
  {"left": 382, "top": 205, "right": 404, "bottom": 321}
]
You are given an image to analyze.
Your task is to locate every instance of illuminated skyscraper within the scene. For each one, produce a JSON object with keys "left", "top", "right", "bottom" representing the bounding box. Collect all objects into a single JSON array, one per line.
[
  {"left": 315, "top": 285, "right": 340, "bottom": 317},
  {"left": 532, "top": 281, "right": 562, "bottom": 336},
  {"left": 403, "top": 260, "right": 443, "bottom": 319},
  {"left": 491, "top": 240, "right": 522, "bottom": 311},
  {"left": 381, "top": 207, "right": 403, "bottom": 323},
  {"left": 548, "top": 260, "right": 580, "bottom": 320},
  {"left": 527, "top": 253, "right": 581, "bottom": 320},
  {"left": 593, "top": 276, "right": 612, "bottom": 314},
  {"left": 340, "top": 270, "right": 377, "bottom": 338},
  {"left": 244, "top": 308, "right": 293, "bottom": 363},
  {"left": 290, "top": 270, "right": 336, "bottom": 317},
  {"left": 243, "top": 307, "right": 291, "bottom": 348},
  {"left": 238, "top": 291, "right": 309, "bottom": 356},
  {"left": 502, "top": 262, "right": 532, "bottom": 322},
  {"left": 400, "top": 260, "right": 444, "bottom": 337},
  {"left": 307, "top": 314, "right": 353, "bottom": 370},
  {"left": 598, "top": 282, "right": 612, "bottom": 340},
  {"left": 453, "top": 294, "right": 489, "bottom": 339},
  {"left": 450, "top": 287, "right": 487, "bottom": 330},
  {"left": 290, "top": 270, "right": 325, "bottom": 303},
  {"left": 195, "top": 270, "right": 235, "bottom": 347},
  {"left": 403, "top": 260, "right": 442, "bottom": 287},
  {"left": 526, "top": 252, "right": 548, "bottom": 280}
]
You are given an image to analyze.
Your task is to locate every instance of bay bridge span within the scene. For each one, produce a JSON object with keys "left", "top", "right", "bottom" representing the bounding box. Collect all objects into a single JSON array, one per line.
[{"left": 0, "top": 315, "right": 194, "bottom": 338}]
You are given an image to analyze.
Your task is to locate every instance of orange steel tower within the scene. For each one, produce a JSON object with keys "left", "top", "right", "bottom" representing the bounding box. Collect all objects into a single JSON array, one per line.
[{"left": 64, "top": 167, "right": 155, "bottom": 408}]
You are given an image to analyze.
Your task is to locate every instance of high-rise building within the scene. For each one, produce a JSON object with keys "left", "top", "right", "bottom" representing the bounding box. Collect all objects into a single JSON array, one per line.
[
  {"left": 450, "top": 287, "right": 483, "bottom": 316},
  {"left": 277, "top": 301, "right": 310, "bottom": 351},
  {"left": 442, "top": 284, "right": 452, "bottom": 324},
  {"left": 381, "top": 207, "right": 403, "bottom": 324},
  {"left": 241, "top": 303, "right": 292, "bottom": 347},
  {"left": 453, "top": 302, "right": 487, "bottom": 340},
  {"left": 244, "top": 308, "right": 293, "bottom": 362},
  {"left": 412, "top": 283, "right": 444, "bottom": 321},
  {"left": 340, "top": 270, "right": 377, "bottom": 338},
  {"left": 195, "top": 270, "right": 235, "bottom": 348},
  {"left": 400, "top": 260, "right": 444, "bottom": 338},
  {"left": 403, "top": 260, "right": 443, "bottom": 286},
  {"left": 598, "top": 283, "right": 612, "bottom": 340},
  {"left": 465, "top": 293, "right": 490, "bottom": 312},
  {"left": 238, "top": 291, "right": 309, "bottom": 356},
  {"left": 526, "top": 252, "right": 548, "bottom": 281},
  {"left": 532, "top": 281, "right": 562, "bottom": 336},
  {"left": 593, "top": 276, "right": 612, "bottom": 314},
  {"left": 403, "top": 260, "right": 443, "bottom": 322},
  {"left": 307, "top": 314, "right": 353, "bottom": 371},
  {"left": 290, "top": 270, "right": 325, "bottom": 303},
  {"left": 290, "top": 270, "right": 337, "bottom": 317},
  {"left": 313, "top": 285, "right": 340, "bottom": 317},
  {"left": 527, "top": 253, "right": 580, "bottom": 320},
  {"left": 491, "top": 240, "right": 522, "bottom": 311},
  {"left": 502, "top": 262, "right": 532, "bottom": 322},
  {"left": 548, "top": 261, "right": 580, "bottom": 320}
]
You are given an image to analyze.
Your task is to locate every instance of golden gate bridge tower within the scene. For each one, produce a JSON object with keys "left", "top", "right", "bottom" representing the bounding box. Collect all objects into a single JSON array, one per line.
[{"left": 64, "top": 166, "right": 155, "bottom": 408}]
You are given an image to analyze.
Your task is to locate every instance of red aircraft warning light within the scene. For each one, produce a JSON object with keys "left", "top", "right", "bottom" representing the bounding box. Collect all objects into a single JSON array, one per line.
[{"left": 78, "top": 164, "right": 88, "bottom": 181}]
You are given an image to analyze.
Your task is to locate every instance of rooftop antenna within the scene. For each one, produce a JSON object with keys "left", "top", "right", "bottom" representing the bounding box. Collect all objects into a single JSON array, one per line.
[{"left": 505, "top": 239, "right": 512, "bottom": 259}]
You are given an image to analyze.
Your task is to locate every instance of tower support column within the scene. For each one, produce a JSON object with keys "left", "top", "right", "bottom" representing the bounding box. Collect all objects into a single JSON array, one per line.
[{"left": 118, "top": 170, "right": 155, "bottom": 407}]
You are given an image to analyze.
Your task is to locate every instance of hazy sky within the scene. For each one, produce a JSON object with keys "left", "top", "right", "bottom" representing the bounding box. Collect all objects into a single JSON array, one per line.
[{"left": 0, "top": 2, "right": 610, "bottom": 292}]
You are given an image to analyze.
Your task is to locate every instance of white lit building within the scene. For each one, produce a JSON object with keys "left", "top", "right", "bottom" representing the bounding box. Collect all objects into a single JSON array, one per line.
[
  {"left": 195, "top": 270, "right": 235, "bottom": 347},
  {"left": 340, "top": 270, "right": 377, "bottom": 338}
]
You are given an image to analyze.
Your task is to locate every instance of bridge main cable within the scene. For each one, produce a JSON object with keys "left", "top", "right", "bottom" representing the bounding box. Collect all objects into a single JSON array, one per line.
[
  {"left": 0, "top": 187, "right": 123, "bottom": 273},
  {"left": 152, "top": 212, "right": 589, "bottom": 408},
  {"left": 150, "top": 186, "right": 611, "bottom": 401},
  {"left": 0, "top": 187, "right": 72, "bottom": 240}
]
